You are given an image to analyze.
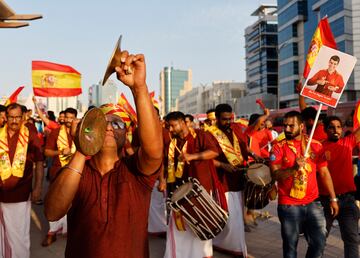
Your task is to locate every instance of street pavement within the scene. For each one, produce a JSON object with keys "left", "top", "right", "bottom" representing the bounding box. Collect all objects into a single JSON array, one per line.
[{"left": 30, "top": 197, "right": 345, "bottom": 258}]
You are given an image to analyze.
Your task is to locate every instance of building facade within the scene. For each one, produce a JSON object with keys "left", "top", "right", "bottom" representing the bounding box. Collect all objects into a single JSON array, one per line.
[
  {"left": 159, "top": 67, "right": 192, "bottom": 116},
  {"left": 277, "top": 0, "right": 360, "bottom": 107},
  {"left": 88, "top": 79, "right": 119, "bottom": 107},
  {"left": 245, "top": 4, "right": 278, "bottom": 99}
]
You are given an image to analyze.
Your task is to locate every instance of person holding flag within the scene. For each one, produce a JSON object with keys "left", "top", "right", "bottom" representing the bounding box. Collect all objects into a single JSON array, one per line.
[{"left": 270, "top": 111, "right": 338, "bottom": 258}]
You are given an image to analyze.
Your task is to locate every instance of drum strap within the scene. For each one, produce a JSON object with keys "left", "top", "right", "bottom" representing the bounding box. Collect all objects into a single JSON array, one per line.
[
  {"left": 173, "top": 210, "right": 186, "bottom": 231},
  {"left": 0, "top": 124, "right": 29, "bottom": 181},
  {"left": 57, "top": 125, "right": 76, "bottom": 167},
  {"left": 286, "top": 136, "right": 312, "bottom": 199},
  {"left": 207, "top": 126, "right": 243, "bottom": 167}
]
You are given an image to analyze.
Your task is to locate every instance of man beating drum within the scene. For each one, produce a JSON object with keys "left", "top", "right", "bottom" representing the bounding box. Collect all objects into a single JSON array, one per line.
[{"left": 162, "top": 111, "right": 224, "bottom": 258}]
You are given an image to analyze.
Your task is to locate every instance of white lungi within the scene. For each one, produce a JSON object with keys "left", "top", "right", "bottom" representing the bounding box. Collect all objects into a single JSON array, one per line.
[
  {"left": 213, "top": 191, "right": 247, "bottom": 256},
  {"left": 164, "top": 211, "right": 213, "bottom": 258},
  {"left": 148, "top": 181, "right": 167, "bottom": 234},
  {"left": 0, "top": 201, "right": 31, "bottom": 258},
  {"left": 49, "top": 215, "right": 67, "bottom": 234}
]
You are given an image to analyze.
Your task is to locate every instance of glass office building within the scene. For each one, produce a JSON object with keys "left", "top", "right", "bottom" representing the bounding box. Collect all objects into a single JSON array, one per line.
[
  {"left": 160, "top": 67, "right": 192, "bottom": 115},
  {"left": 277, "top": 0, "right": 360, "bottom": 107},
  {"left": 245, "top": 5, "right": 278, "bottom": 98}
]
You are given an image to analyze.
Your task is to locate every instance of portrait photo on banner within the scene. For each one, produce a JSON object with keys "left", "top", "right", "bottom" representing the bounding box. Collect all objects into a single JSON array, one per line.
[{"left": 301, "top": 45, "right": 357, "bottom": 108}]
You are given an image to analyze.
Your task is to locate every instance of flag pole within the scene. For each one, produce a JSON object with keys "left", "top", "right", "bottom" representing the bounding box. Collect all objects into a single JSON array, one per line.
[{"left": 304, "top": 103, "right": 322, "bottom": 157}]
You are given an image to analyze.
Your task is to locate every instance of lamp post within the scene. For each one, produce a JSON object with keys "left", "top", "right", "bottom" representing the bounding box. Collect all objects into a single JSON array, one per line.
[{"left": 277, "top": 40, "right": 292, "bottom": 110}]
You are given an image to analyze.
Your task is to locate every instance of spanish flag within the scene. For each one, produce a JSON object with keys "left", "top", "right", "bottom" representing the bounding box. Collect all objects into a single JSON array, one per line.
[
  {"left": 4, "top": 86, "right": 25, "bottom": 106},
  {"left": 118, "top": 93, "right": 137, "bottom": 124},
  {"left": 303, "top": 17, "right": 337, "bottom": 78},
  {"left": 32, "top": 61, "right": 82, "bottom": 97},
  {"left": 354, "top": 101, "right": 360, "bottom": 131}
]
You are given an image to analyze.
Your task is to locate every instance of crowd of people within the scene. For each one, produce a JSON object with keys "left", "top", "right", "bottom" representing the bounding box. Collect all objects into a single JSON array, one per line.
[{"left": 0, "top": 50, "right": 359, "bottom": 258}]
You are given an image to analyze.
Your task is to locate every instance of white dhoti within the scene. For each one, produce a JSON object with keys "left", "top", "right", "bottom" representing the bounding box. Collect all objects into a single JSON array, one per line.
[
  {"left": 213, "top": 191, "right": 247, "bottom": 257},
  {"left": 164, "top": 211, "right": 213, "bottom": 258},
  {"left": 49, "top": 215, "right": 67, "bottom": 235},
  {"left": 0, "top": 201, "right": 31, "bottom": 258},
  {"left": 148, "top": 181, "right": 167, "bottom": 234}
]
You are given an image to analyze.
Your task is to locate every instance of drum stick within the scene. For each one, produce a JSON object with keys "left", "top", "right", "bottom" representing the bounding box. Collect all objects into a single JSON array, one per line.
[
  {"left": 169, "top": 133, "right": 190, "bottom": 164},
  {"left": 31, "top": 208, "right": 42, "bottom": 231},
  {"left": 257, "top": 176, "right": 266, "bottom": 187}
]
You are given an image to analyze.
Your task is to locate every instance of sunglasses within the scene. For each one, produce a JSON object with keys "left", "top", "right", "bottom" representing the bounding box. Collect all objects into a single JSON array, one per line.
[{"left": 109, "top": 120, "right": 125, "bottom": 130}]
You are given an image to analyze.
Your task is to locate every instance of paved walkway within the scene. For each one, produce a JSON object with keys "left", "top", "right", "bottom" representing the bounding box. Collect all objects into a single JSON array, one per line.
[{"left": 30, "top": 198, "right": 345, "bottom": 258}]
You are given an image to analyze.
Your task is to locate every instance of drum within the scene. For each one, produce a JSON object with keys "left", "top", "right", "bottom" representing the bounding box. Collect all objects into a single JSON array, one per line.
[
  {"left": 167, "top": 177, "right": 228, "bottom": 241},
  {"left": 244, "top": 163, "right": 274, "bottom": 209}
]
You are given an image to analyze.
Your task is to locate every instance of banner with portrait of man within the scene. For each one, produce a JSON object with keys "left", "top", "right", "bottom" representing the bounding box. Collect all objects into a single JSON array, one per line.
[{"left": 301, "top": 46, "right": 357, "bottom": 108}]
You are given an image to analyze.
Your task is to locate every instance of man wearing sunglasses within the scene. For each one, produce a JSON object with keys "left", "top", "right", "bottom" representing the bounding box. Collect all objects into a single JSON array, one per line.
[{"left": 44, "top": 50, "right": 163, "bottom": 258}]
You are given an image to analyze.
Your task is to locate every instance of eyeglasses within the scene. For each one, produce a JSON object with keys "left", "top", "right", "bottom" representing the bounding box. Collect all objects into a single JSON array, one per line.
[
  {"left": 108, "top": 120, "right": 125, "bottom": 130},
  {"left": 7, "top": 116, "right": 22, "bottom": 121}
]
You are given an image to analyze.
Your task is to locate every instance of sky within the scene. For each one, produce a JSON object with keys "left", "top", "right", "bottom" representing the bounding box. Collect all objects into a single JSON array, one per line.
[{"left": 0, "top": 0, "right": 276, "bottom": 104}]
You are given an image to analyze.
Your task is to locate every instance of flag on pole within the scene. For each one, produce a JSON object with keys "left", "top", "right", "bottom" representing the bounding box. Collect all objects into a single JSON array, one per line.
[
  {"left": 32, "top": 61, "right": 82, "bottom": 97},
  {"left": 4, "top": 86, "right": 25, "bottom": 106},
  {"left": 354, "top": 100, "right": 360, "bottom": 131},
  {"left": 118, "top": 93, "right": 137, "bottom": 124},
  {"left": 303, "top": 17, "right": 337, "bottom": 78}
]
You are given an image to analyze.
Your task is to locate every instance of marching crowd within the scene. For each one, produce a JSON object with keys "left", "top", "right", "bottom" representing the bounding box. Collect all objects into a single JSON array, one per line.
[{"left": 0, "top": 50, "right": 359, "bottom": 258}]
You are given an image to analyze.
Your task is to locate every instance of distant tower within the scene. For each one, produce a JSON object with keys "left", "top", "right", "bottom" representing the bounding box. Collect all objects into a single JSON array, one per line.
[{"left": 159, "top": 67, "right": 192, "bottom": 116}]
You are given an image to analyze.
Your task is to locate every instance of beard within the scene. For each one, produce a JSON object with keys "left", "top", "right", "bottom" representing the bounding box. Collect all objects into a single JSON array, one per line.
[{"left": 285, "top": 129, "right": 300, "bottom": 140}]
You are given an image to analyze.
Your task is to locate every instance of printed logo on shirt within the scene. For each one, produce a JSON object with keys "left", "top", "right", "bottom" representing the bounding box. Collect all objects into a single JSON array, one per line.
[{"left": 270, "top": 154, "right": 276, "bottom": 161}]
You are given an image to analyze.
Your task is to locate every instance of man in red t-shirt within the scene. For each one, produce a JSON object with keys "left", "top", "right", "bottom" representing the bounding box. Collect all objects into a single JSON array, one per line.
[
  {"left": 44, "top": 50, "right": 163, "bottom": 258},
  {"left": 307, "top": 55, "right": 345, "bottom": 97},
  {"left": 270, "top": 111, "right": 338, "bottom": 258},
  {"left": 318, "top": 116, "right": 360, "bottom": 258}
]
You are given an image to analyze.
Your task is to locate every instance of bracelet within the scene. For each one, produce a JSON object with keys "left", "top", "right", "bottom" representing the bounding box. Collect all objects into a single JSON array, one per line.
[
  {"left": 329, "top": 197, "right": 338, "bottom": 202},
  {"left": 64, "top": 166, "right": 82, "bottom": 176}
]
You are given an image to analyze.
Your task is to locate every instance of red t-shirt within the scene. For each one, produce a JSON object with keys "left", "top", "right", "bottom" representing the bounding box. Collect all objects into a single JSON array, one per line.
[
  {"left": 0, "top": 124, "right": 43, "bottom": 203},
  {"left": 312, "top": 123, "right": 327, "bottom": 143},
  {"left": 270, "top": 139, "right": 327, "bottom": 205},
  {"left": 246, "top": 127, "right": 273, "bottom": 158},
  {"left": 45, "top": 127, "right": 74, "bottom": 180},
  {"left": 307, "top": 69, "right": 344, "bottom": 97},
  {"left": 319, "top": 134, "right": 358, "bottom": 195},
  {"left": 47, "top": 120, "right": 60, "bottom": 130},
  {"left": 66, "top": 154, "right": 159, "bottom": 258},
  {"left": 210, "top": 125, "right": 249, "bottom": 192}
]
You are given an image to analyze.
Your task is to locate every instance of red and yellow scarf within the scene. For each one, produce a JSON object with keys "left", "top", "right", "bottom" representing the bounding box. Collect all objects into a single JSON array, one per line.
[{"left": 0, "top": 124, "right": 29, "bottom": 181}]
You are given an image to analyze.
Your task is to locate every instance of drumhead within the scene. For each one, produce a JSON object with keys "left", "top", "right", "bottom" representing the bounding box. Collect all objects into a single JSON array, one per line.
[
  {"left": 171, "top": 182, "right": 193, "bottom": 202},
  {"left": 247, "top": 163, "right": 272, "bottom": 186}
]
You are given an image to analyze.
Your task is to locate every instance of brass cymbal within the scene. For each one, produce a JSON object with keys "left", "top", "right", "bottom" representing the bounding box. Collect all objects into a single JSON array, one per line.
[{"left": 102, "top": 35, "right": 122, "bottom": 86}]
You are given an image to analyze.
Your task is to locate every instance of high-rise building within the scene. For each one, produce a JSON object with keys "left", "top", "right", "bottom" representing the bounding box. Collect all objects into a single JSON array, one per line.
[
  {"left": 277, "top": 0, "right": 360, "bottom": 108},
  {"left": 159, "top": 67, "right": 192, "bottom": 116},
  {"left": 245, "top": 5, "right": 278, "bottom": 98},
  {"left": 88, "top": 79, "right": 119, "bottom": 107},
  {"left": 46, "top": 96, "right": 78, "bottom": 116}
]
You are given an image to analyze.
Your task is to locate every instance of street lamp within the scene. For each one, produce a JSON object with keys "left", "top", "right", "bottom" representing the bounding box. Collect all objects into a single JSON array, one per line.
[{"left": 277, "top": 40, "right": 293, "bottom": 109}]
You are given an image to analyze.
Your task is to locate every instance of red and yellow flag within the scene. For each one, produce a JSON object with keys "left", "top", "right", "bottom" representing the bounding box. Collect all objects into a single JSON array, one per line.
[
  {"left": 149, "top": 91, "right": 159, "bottom": 110},
  {"left": 303, "top": 17, "right": 337, "bottom": 78},
  {"left": 32, "top": 61, "right": 82, "bottom": 97},
  {"left": 354, "top": 101, "right": 360, "bottom": 131},
  {"left": 4, "top": 86, "right": 25, "bottom": 106},
  {"left": 118, "top": 93, "right": 137, "bottom": 124}
]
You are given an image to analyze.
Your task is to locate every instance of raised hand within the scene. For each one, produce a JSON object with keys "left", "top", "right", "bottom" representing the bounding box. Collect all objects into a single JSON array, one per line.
[{"left": 115, "top": 51, "right": 146, "bottom": 90}]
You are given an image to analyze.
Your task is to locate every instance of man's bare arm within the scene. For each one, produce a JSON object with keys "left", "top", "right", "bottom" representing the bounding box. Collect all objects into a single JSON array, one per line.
[
  {"left": 115, "top": 52, "right": 163, "bottom": 175},
  {"left": 44, "top": 151, "right": 86, "bottom": 221}
]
